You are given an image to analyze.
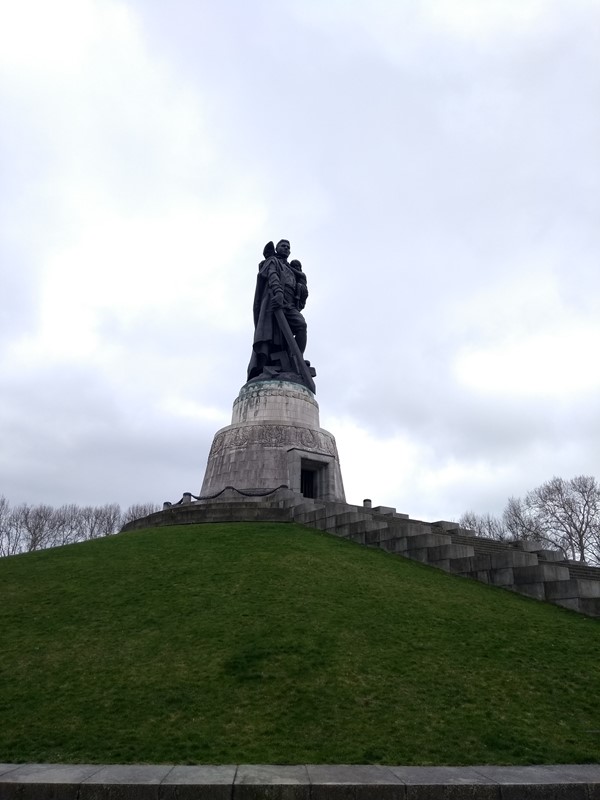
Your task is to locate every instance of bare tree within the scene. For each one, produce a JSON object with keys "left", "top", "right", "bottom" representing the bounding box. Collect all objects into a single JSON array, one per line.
[
  {"left": 591, "top": 526, "right": 600, "bottom": 567},
  {"left": 459, "top": 510, "right": 512, "bottom": 541},
  {"left": 121, "top": 503, "right": 161, "bottom": 527},
  {"left": 12, "top": 503, "right": 57, "bottom": 552},
  {"left": 0, "top": 499, "right": 126, "bottom": 557},
  {"left": 78, "top": 503, "right": 122, "bottom": 540},
  {"left": 0, "top": 496, "right": 22, "bottom": 557},
  {"left": 79, "top": 505, "right": 103, "bottom": 540},
  {"left": 524, "top": 476, "right": 600, "bottom": 563},
  {"left": 465, "top": 476, "right": 600, "bottom": 565},
  {"left": 503, "top": 496, "right": 548, "bottom": 546},
  {"left": 97, "top": 503, "right": 122, "bottom": 537},
  {"left": 51, "top": 504, "right": 86, "bottom": 547}
]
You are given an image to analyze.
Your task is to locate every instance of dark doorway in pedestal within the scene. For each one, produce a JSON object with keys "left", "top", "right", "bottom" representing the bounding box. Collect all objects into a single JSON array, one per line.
[
  {"left": 301, "top": 468, "right": 316, "bottom": 498},
  {"left": 292, "top": 452, "right": 335, "bottom": 501}
]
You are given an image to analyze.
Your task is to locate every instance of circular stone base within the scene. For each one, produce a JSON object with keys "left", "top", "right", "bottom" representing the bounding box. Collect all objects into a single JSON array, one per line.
[
  {"left": 200, "top": 380, "right": 345, "bottom": 502},
  {"left": 232, "top": 380, "right": 319, "bottom": 427}
]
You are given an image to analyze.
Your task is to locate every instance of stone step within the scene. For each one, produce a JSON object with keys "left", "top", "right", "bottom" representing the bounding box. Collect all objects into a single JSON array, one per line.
[
  {"left": 322, "top": 522, "right": 360, "bottom": 538},
  {"left": 300, "top": 502, "right": 349, "bottom": 524},
  {"left": 513, "top": 541, "right": 575, "bottom": 562},
  {"left": 404, "top": 532, "right": 453, "bottom": 550},
  {"left": 293, "top": 510, "right": 319, "bottom": 525},
  {"left": 534, "top": 549, "right": 565, "bottom": 562},
  {"left": 507, "top": 581, "right": 546, "bottom": 601},
  {"left": 427, "top": 543, "right": 475, "bottom": 563},
  {"left": 386, "top": 520, "right": 433, "bottom": 538},
  {"left": 332, "top": 510, "right": 375, "bottom": 526},
  {"left": 365, "top": 504, "right": 397, "bottom": 516},
  {"left": 345, "top": 518, "right": 389, "bottom": 536},
  {"left": 451, "top": 534, "right": 517, "bottom": 552},
  {"left": 363, "top": 525, "right": 415, "bottom": 545},
  {"left": 578, "top": 596, "right": 600, "bottom": 616},
  {"left": 452, "top": 533, "right": 568, "bottom": 565},
  {"left": 487, "top": 567, "right": 515, "bottom": 587},
  {"left": 511, "top": 563, "right": 571, "bottom": 585},
  {"left": 373, "top": 532, "right": 451, "bottom": 554},
  {"left": 545, "top": 577, "right": 600, "bottom": 601},
  {"left": 320, "top": 512, "right": 377, "bottom": 535},
  {"left": 448, "top": 550, "right": 539, "bottom": 574},
  {"left": 567, "top": 563, "right": 600, "bottom": 581},
  {"left": 291, "top": 501, "right": 326, "bottom": 516},
  {"left": 324, "top": 502, "right": 361, "bottom": 516},
  {"left": 431, "top": 520, "right": 461, "bottom": 532},
  {"left": 294, "top": 505, "right": 344, "bottom": 525},
  {"left": 363, "top": 528, "right": 394, "bottom": 545},
  {"left": 402, "top": 547, "right": 430, "bottom": 563}
]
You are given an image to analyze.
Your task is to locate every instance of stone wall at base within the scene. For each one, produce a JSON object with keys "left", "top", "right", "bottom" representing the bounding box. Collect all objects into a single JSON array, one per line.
[{"left": 1, "top": 762, "right": 600, "bottom": 799}]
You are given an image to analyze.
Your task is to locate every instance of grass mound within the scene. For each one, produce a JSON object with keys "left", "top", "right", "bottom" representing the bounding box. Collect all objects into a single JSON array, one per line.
[{"left": 1, "top": 522, "right": 600, "bottom": 765}]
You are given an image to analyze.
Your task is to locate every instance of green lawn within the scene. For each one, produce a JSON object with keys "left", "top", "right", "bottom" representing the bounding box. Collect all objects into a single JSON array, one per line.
[{"left": 1, "top": 522, "right": 599, "bottom": 765}]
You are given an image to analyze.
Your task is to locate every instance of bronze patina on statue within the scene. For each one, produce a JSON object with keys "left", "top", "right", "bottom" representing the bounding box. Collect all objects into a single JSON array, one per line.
[{"left": 246, "top": 239, "right": 317, "bottom": 393}]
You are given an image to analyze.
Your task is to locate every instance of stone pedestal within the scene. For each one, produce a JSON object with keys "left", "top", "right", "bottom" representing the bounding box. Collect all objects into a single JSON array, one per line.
[{"left": 200, "top": 381, "right": 345, "bottom": 503}]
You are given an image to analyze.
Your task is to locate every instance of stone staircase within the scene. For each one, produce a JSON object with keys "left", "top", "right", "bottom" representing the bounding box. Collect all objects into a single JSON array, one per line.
[
  {"left": 122, "top": 488, "right": 600, "bottom": 619},
  {"left": 287, "top": 497, "right": 600, "bottom": 619}
]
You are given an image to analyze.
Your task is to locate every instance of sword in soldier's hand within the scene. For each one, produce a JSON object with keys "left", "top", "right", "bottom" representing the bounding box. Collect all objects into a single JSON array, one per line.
[{"left": 273, "top": 307, "right": 316, "bottom": 394}]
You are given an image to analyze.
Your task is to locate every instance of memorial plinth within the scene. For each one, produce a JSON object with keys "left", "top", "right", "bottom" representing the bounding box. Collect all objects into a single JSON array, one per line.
[{"left": 200, "top": 380, "right": 345, "bottom": 503}]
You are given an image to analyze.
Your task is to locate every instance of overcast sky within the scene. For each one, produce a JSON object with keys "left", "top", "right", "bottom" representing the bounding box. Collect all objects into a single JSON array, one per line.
[{"left": 1, "top": 0, "right": 599, "bottom": 522}]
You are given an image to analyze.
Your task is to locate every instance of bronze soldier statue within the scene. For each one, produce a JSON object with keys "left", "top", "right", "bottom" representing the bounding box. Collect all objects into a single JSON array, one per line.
[{"left": 247, "top": 239, "right": 316, "bottom": 392}]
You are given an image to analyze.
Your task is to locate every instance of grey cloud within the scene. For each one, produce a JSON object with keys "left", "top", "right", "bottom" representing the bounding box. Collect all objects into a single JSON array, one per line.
[
  {"left": 0, "top": 365, "right": 215, "bottom": 506},
  {"left": 1, "top": 0, "right": 600, "bottom": 521}
]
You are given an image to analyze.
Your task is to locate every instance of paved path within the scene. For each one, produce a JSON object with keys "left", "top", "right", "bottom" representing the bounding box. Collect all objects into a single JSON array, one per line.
[{"left": 2, "top": 763, "right": 600, "bottom": 799}]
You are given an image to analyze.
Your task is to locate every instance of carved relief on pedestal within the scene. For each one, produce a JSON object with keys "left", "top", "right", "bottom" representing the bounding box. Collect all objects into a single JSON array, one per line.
[{"left": 209, "top": 424, "right": 337, "bottom": 458}]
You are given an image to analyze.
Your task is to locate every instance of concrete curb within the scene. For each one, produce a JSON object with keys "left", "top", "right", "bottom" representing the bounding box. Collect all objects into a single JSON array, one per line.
[{"left": 1, "top": 763, "right": 600, "bottom": 799}]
